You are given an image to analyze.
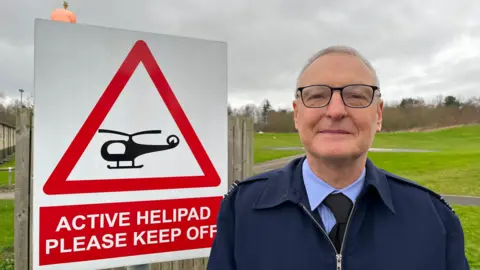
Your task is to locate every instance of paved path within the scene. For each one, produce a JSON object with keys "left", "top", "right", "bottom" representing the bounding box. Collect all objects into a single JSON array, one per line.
[
  {"left": 442, "top": 195, "right": 480, "bottom": 206},
  {"left": 253, "top": 154, "right": 305, "bottom": 174},
  {"left": 253, "top": 155, "right": 480, "bottom": 206},
  {"left": 0, "top": 192, "right": 14, "bottom": 200}
]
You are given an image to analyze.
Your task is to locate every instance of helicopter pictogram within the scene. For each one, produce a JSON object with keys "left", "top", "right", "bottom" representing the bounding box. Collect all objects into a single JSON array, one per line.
[{"left": 97, "top": 128, "right": 180, "bottom": 169}]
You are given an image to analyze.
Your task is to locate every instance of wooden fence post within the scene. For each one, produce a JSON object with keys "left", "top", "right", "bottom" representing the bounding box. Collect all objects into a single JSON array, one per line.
[
  {"left": 14, "top": 108, "right": 33, "bottom": 270},
  {"left": 230, "top": 115, "right": 254, "bottom": 183}
]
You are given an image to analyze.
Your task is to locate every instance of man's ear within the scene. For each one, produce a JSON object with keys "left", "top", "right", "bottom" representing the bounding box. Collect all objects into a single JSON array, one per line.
[
  {"left": 376, "top": 98, "right": 384, "bottom": 132},
  {"left": 293, "top": 99, "right": 299, "bottom": 130}
]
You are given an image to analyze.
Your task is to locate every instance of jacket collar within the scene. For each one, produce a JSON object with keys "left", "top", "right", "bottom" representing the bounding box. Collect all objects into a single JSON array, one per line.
[
  {"left": 364, "top": 158, "right": 396, "bottom": 214},
  {"left": 252, "top": 156, "right": 396, "bottom": 214}
]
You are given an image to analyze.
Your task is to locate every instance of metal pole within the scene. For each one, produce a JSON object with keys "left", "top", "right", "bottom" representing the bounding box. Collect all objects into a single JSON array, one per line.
[
  {"left": 8, "top": 167, "right": 12, "bottom": 189},
  {"left": 126, "top": 264, "right": 151, "bottom": 270},
  {"left": 18, "top": 89, "right": 24, "bottom": 106}
]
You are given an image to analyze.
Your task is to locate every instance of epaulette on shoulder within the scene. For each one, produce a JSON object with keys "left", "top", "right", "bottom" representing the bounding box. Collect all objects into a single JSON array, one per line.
[
  {"left": 382, "top": 169, "right": 456, "bottom": 214},
  {"left": 223, "top": 173, "right": 270, "bottom": 199}
]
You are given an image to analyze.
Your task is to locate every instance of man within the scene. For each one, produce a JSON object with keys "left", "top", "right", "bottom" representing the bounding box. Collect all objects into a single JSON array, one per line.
[{"left": 207, "top": 46, "right": 470, "bottom": 270}]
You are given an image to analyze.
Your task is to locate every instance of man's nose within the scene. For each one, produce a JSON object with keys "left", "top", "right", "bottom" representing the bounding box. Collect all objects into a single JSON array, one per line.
[{"left": 325, "top": 91, "right": 347, "bottom": 119}]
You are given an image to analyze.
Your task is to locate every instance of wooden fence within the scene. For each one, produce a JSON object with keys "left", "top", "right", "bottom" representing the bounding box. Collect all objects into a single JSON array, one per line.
[
  {"left": 0, "top": 120, "right": 15, "bottom": 163},
  {"left": 14, "top": 109, "right": 254, "bottom": 270}
]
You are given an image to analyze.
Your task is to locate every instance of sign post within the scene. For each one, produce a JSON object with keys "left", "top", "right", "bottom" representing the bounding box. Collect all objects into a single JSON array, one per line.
[{"left": 32, "top": 19, "right": 228, "bottom": 269}]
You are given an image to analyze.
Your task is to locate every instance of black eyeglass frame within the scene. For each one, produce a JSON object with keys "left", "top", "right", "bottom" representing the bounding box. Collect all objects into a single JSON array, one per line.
[{"left": 296, "top": 84, "right": 381, "bottom": 108}]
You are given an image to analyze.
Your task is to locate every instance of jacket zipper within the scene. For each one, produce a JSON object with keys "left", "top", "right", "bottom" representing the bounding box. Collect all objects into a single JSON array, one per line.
[{"left": 299, "top": 202, "right": 357, "bottom": 270}]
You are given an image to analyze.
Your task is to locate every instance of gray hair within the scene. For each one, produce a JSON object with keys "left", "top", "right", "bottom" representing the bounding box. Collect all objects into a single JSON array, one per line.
[{"left": 296, "top": 45, "right": 380, "bottom": 93}]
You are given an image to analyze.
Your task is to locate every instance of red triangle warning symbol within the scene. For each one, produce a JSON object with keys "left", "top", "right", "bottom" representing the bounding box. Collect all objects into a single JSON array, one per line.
[{"left": 43, "top": 40, "right": 221, "bottom": 195}]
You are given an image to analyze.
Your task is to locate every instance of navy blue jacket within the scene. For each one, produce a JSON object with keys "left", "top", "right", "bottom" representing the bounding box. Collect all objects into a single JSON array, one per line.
[{"left": 207, "top": 156, "right": 470, "bottom": 270}]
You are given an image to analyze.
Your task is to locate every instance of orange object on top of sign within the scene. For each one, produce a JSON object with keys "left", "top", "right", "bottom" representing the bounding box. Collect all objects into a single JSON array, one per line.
[{"left": 50, "top": 1, "right": 76, "bottom": 23}]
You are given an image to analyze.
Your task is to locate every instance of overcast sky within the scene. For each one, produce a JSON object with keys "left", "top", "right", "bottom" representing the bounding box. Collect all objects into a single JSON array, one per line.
[{"left": 1, "top": 0, "right": 480, "bottom": 109}]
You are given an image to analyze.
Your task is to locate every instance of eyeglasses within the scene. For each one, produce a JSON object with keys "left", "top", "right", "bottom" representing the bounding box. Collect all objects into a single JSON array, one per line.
[{"left": 296, "top": 84, "right": 381, "bottom": 108}]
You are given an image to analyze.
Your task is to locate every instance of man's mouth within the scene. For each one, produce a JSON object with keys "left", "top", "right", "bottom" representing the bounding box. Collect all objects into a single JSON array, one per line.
[{"left": 319, "top": 129, "right": 351, "bottom": 134}]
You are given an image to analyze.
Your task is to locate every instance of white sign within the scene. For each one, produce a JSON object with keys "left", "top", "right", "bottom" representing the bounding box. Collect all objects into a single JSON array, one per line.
[{"left": 32, "top": 19, "right": 228, "bottom": 269}]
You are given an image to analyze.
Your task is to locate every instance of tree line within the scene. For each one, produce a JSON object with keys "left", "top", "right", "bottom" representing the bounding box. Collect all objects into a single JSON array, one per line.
[
  {"left": 0, "top": 92, "right": 34, "bottom": 127},
  {"left": 1, "top": 92, "right": 478, "bottom": 133},
  {"left": 229, "top": 95, "right": 480, "bottom": 132}
]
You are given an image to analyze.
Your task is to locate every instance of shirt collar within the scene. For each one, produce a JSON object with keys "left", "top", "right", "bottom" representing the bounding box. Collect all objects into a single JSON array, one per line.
[
  {"left": 252, "top": 156, "right": 395, "bottom": 215},
  {"left": 302, "top": 159, "right": 366, "bottom": 211}
]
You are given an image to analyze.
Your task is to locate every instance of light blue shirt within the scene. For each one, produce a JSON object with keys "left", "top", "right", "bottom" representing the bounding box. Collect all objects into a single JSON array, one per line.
[{"left": 302, "top": 159, "right": 366, "bottom": 233}]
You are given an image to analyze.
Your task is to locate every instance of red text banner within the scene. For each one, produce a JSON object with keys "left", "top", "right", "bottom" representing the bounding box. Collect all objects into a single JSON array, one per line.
[{"left": 39, "top": 196, "right": 223, "bottom": 266}]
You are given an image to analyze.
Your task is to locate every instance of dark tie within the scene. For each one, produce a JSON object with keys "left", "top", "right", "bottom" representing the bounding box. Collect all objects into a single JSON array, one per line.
[{"left": 323, "top": 192, "right": 353, "bottom": 252}]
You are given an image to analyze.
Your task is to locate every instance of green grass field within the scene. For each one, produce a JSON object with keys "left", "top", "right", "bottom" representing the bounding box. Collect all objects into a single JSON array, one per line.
[
  {"left": 0, "top": 200, "right": 13, "bottom": 270},
  {"left": 255, "top": 125, "right": 480, "bottom": 197},
  {"left": 0, "top": 200, "right": 13, "bottom": 254},
  {"left": 455, "top": 205, "right": 480, "bottom": 268},
  {"left": 254, "top": 133, "right": 305, "bottom": 163},
  {"left": 0, "top": 157, "right": 15, "bottom": 190}
]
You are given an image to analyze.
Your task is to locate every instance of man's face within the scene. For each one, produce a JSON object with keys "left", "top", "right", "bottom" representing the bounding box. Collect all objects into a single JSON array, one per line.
[{"left": 293, "top": 52, "right": 383, "bottom": 161}]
